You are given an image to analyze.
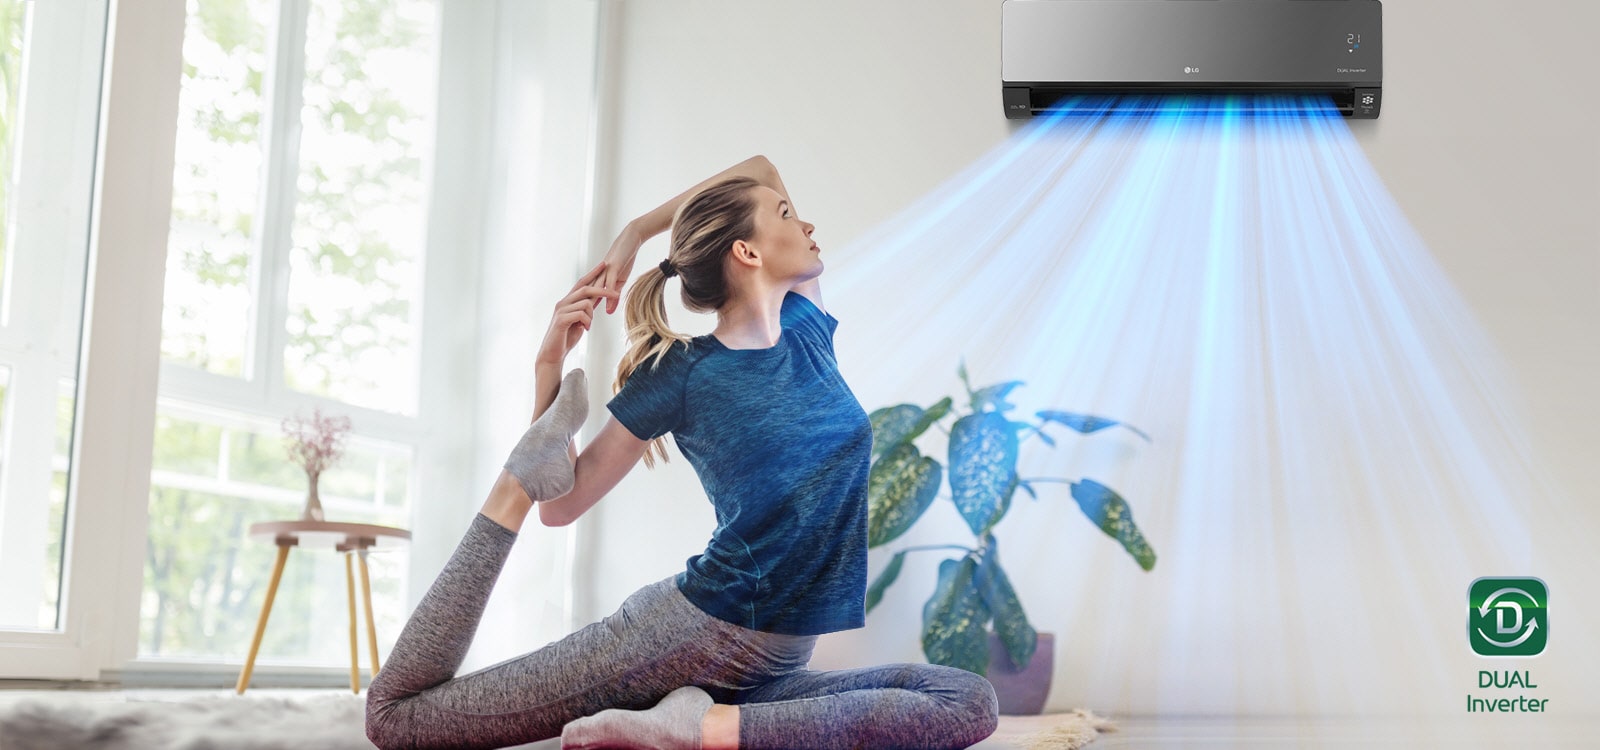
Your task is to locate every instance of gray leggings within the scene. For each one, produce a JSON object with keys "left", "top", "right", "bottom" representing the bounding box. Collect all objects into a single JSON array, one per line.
[{"left": 365, "top": 514, "right": 999, "bottom": 750}]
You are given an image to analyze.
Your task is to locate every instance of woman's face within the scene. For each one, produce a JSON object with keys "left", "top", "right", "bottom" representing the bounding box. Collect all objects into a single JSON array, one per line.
[{"left": 745, "top": 186, "right": 821, "bottom": 284}]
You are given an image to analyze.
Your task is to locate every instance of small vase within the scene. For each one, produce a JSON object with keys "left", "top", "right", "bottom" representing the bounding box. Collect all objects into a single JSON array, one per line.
[{"left": 301, "top": 472, "right": 325, "bottom": 521}]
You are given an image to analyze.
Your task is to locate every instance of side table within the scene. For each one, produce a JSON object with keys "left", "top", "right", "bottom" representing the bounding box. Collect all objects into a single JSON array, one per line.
[{"left": 235, "top": 520, "right": 411, "bottom": 694}]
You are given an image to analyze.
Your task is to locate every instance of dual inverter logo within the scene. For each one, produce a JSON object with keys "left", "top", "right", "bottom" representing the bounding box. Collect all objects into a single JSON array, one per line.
[{"left": 1469, "top": 578, "right": 1547, "bottom": 657}]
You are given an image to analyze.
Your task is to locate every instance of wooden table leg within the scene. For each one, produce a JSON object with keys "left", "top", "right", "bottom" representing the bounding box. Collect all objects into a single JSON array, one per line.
[
  {"left": 357, "top": 548, "right": 381, "bottom": 676},
  {"left": 236, "top": 544, "right": 291, "bottom": 695},
  {"left": 345, "top": 552, "right": 360, "bottom": 694}
]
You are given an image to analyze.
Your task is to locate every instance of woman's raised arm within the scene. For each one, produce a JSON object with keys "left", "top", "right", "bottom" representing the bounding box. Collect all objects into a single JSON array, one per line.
[
  {"left": 598, "top": 155, "right": 788, "bottom": 313},
  {"left": 630, "top": 155, "right": 778, "bottom": 240}
]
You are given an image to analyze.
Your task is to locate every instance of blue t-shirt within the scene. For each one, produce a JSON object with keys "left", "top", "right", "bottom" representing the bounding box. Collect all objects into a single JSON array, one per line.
[{"left": 606, "top": 291, "right": 872, "bottom": 635}]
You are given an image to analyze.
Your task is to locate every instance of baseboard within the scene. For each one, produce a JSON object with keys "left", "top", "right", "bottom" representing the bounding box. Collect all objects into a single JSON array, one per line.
[
  {"left": 102, "top": 660, "right": 371, "bottom": 690},
  {"left": 0, "top": 679, "right": 120, "bottom": 691}
]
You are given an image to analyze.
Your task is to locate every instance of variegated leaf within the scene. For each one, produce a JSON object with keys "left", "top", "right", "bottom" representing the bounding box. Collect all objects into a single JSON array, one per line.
[
  {"left": 867, "top": 442, "right": 942, "bottom": 548},
  {"left": 868, "top": 398, "right": 953, "bottom": 462},
  {"left": 869, "top": 405, "right": 922, "bottom": 462},
  {"left": 949, "top": 413, "right": 1019, "bottom": 536},
  {"left": 922, "top": 556, "right": 992, "bottom": 676},
  {"left": 978, "top": 540, "right": 1037, "bottom": 671},
  {"left": 1037, "top": 410, "right": 1151, "bottom": 442},
  {"left": 1072, "top": 478, "right": 1157, "bottom": 571}
]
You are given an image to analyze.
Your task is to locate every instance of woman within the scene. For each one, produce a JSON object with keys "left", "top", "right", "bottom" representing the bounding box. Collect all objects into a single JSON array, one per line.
[{"left": 366, "top": 156, "right": 999, "bottom": 750}]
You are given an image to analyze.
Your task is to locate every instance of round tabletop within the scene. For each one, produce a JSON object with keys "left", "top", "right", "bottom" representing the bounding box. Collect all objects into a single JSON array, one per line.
[{"left": 248, "top": 520, "right": 411, "bottom": 551}]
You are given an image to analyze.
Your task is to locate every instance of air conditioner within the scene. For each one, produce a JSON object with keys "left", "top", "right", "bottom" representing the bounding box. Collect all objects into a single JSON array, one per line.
[{"left": 1002, "top": 0, "right": 1383, "bottom": 119}]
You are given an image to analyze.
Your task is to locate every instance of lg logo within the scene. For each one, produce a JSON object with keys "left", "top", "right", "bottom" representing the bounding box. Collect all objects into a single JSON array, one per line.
[{"left": 1183, "top": 66, "right": 1200, "bottom": 74}]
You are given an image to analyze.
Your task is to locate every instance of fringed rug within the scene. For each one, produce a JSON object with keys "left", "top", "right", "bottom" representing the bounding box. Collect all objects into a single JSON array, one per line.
[
  {"left": 0, "top": 693, "right": 373, "bottom": 750},
  {"left": 1017, "top": 708, "right": 1118, "bottom": 750}
]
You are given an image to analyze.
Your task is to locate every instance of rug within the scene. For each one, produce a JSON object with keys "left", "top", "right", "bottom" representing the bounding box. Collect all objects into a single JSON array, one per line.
[
  {"left": 0, "top": 693, "right": 373, "bottom": 750},
  {"left": 1018, "top": 708, "right": 1118, "bottom": 750},
  {"left": 0, "top": 691, "right": 1114, "bottom": 749}
]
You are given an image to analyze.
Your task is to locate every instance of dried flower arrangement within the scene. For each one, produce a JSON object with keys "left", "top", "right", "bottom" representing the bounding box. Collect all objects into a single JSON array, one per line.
[{"left": 281, "top": 408, "right": 353, "bottom": 521}]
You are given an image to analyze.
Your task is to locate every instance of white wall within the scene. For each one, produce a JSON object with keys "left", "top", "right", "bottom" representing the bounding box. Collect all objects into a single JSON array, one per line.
[
  {"left": 503, "top": 0, "right": 1599, "bottom": 718},
  {"left": 450, "top": 0, "right": 606, "bottom": 671}
]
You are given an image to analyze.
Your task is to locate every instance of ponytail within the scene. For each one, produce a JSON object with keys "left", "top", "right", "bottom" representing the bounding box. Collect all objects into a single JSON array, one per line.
[{"left": 615, "top": 266, "right": 693, "bottom": 469}]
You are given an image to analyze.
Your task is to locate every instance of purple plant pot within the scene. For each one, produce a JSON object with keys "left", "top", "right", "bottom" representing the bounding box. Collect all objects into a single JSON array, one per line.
[{"left": 985, "top": 631, "right": 1053, "bottom": 715}]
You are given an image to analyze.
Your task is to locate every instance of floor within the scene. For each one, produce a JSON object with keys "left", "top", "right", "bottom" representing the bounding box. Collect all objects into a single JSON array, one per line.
[
  {"left": 0, "top": 687, "right": 1595, "bottom": 748},
  {"left": 978, "top": 712, "right": 1600, "bottom": 748}
]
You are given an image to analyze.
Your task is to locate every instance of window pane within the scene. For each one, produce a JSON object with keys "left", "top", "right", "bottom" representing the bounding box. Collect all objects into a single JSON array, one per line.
[
  {"left": 141, "top": 405, "right": 412, "bottom": 663},
  {"left": 0, "top": 0, "right": 24, "bottom": 306},
  {"left": 160, "top": 0, "right": 274, "bottom": 377},
  {"left": 0, "top": 0, "right": 102, "bottom": 633},
  {"left": 40, "top": 381, "right": 74, "bottom": 628},
  {"left": 284, "top": 0, "right": 436, "bottom": 415}
]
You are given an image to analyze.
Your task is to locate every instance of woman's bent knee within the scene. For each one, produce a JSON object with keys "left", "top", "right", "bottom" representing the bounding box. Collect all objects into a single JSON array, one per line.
[
  {"left": 365, "top": 695, "right": 408, "bottom": 750},
  {"left": 967, "top": 674, "right": 1001, "bottom": 743},
  {"left": 897, "top": 663, "right": 999, "bottom": 746},
  {"left": 364, "top": 716, "right": 396, "bottom": 750},
  {"left": 939, "top": 666, "right": 999, "bottom": 745}
]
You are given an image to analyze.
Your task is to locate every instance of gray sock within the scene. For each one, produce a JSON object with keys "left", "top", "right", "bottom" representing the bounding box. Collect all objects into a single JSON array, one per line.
[
  {"left": 504, "top": 368, "right": 588, "bottom": 503},
  {"left": 560, "top": 685, "right": 713, "bottom": 750}
]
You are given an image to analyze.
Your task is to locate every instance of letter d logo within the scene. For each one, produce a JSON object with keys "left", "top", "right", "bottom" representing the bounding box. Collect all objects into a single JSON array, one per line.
[{"left": 1469, "top": 577, "right": 1548, "bottom": 657}]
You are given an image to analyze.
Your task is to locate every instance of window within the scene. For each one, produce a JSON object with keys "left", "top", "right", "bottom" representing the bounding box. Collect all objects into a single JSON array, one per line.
[
  {"left": 146, "top": 0, "right": 438, "bottom": 665},
  {"left": 0, "top": 0, "right": 102, "bottom": 633},
  {"left": 284, "top": 0, "right": 432, "bottom": 413},
  {"left": 159, "top": 0, "right": 269, "bottom": 378}
]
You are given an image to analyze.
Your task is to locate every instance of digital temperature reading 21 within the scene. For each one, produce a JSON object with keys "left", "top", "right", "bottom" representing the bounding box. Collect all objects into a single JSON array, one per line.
[{"left": 1348, "top": 33, "right": 1362, "bottom": 53}]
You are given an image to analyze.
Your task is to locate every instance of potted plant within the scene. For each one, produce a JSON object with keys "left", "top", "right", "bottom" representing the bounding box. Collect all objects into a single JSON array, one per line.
[{"left": 865, "top": 360, "right": 1157, "bottom": 714}]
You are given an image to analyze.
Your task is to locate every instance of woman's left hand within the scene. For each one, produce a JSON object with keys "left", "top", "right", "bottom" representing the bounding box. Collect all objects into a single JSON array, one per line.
[{"left": 598, "top": 223, "right": 644, "bottom": 315}]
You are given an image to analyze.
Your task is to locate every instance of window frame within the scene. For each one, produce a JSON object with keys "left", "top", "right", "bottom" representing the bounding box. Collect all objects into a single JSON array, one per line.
[
  {"left": 0, "top": 0, "right": 488, "bottom": 682},
  {"left": 0, "top": 0, "right": 182, "bottom": 681}
]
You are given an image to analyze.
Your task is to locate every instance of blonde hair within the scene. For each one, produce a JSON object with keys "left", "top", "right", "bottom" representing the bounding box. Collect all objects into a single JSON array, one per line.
[{"left": 614, "top": 176, "right": 761, "bottom": 468}]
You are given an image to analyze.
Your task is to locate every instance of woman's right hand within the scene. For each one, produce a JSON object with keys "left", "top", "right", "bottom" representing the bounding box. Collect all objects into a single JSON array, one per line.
[
  {"left": 598, "top": 223, "right": 645, "bottom": 316},
  {"left": 537, "top": 260, "right": 621, "bottom": 367}
]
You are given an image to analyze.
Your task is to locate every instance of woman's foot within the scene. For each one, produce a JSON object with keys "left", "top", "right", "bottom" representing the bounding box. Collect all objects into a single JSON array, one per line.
[
  {"left": 560, "top": 685, "right": 713, "bottom": 750},
  {"left": 503, "top": 368, "right": 588, "bottom": 503}
]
